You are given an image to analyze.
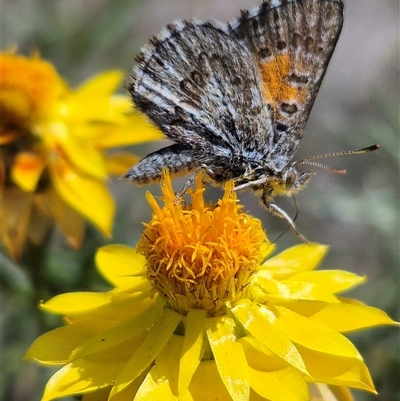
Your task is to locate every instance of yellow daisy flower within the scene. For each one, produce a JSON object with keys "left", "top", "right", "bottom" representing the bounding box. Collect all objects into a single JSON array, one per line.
[
  {"left": 0, "top": 51, "right": 162, "bottom": 259},
  {"left": 25, "top": 172, "right": 397, "bottom": 401}
]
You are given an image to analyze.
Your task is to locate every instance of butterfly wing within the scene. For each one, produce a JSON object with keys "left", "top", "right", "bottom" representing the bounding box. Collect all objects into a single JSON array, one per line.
[
  {"left": 228, "top": 0, "right": 343, "bottom": 169},
  {"left": 129, "top": 21, "right": 273, "bottom": 155}
]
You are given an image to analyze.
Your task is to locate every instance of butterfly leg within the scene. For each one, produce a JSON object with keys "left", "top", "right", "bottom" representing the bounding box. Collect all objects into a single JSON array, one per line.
[
  {"left": 174, "top": 164, "right": 215, "bottom": 204},
  {"left": 263, "top": 200, "right": 310, "bottom": 244},
  {"left": 233, "top": 176, "right": 268, "bottom": 192}
]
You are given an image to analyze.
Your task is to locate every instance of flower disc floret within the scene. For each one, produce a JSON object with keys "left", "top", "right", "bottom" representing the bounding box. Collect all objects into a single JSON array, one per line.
[{"left": 138, "top": 171, "right": 268, "bottom": 315}]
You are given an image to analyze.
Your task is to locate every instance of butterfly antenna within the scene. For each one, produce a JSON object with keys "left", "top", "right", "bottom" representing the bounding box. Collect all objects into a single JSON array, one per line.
[
  {"left": 294, "top": 144, "right": 379, "bottom": 168},
  {"left": 300, "top": 161, "right": 347, "bottom": 174}
]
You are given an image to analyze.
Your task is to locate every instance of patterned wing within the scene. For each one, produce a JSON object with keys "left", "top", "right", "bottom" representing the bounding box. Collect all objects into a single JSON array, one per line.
[
  {"left": 229, "top": 0, "right": 343, "bottom": 169},
  {"left": 128, "top": 20, "right": 273, "bottom": 154}
]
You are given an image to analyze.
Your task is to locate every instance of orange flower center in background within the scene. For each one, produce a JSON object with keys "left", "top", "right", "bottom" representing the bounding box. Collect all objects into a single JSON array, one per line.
[
  {"left": 138, "top": 171, "right": 268, "bottom": 315},
  {"left": 0, "top": 52, "right": 67, "bottom": 189},
  {"left": 0, "top": 52, "right": 66, "bottom": 132}
]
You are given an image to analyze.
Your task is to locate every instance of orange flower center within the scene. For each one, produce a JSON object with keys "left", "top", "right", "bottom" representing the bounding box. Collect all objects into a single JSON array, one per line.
[{"left": 138, "top": 171, "right": 268, "bottom": 315}]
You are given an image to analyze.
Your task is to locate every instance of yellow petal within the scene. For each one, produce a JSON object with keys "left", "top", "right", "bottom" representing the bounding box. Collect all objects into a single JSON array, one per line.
[
  {"left": 309, "top": 383, "right": 354, "bottom": 401},
  {"left": 240, "top": 336, "right": 311, "bottom": 400},
  {"left": 109, "top": 278, "right": 152, "bottom": 297},
  {"left": 41, "top": 292, "right": 112, "bottom": 315},
  {"left": 232, "top": 300, "right": 309, "bottom": 375},
  {"left": 71, "top": 303, "right": 160, "bottom": 360},
  {"left": 95, "top": 245, "right": 147, "bottom": 287},
  {"left": 134, "top": 335, "right": 182, "bottom": 401},
  {"left": 81, "top": 386, "right": 111, "bottom": 401},
  {"left": 107, "top": 371, "right": 149, "bottom": 401},
  {"left": 206, "top": 315, "right": 249, "bottom": 401},
  {"left": 42, "top": 334, "right": 141, "bottom": 401},
  {"left": 288, "top": 270, "right": 365, "bottom": 294},
  {"left": 297, "top": 344, "right": 376, "bottom": 393},
  {"left": 239, "top": 336, "right": 288, "bottom": 371},
  {"left": 55, "top": 130, "right": 108, "bottom": 179},
  {"left": 65, "top": 72, "right": 128, "bottom": 127},
  {"left": 74, "top": 71, "right": 124, "bottom": 97},
  {"left": 262, "top": 244, "right": 328, "bottom": 278},
  {"left": 24, "top": 319, "right": 113, "bottom": 364},
  {"left": 63, "top": 98, "right": 129, "bottom": 129},
  {"left": 93, "top": 110, "right": 163, "bottom": 148},
  {"left": 110, "top": 308, "right": 182, "bottom": 397},
  {"left": 41, "top": 121, "right": 107, "bottom": 179},
  {"left": 285, "top": 302, "right": 398, "bottom": 333},
  {"left": 260, "top": 241, "right": 276, "bottom": 260},
  {"left": 41, "top": 289, "right": 155, "bottom": 323},
  {"left": 11, "top": 150, "right": 45, "bottom": 191},
  {"left": 104, "top": 152, "right": 140, "bottom": 176},
  {"left": 185, "top": 360, "right": 233, "bottom": 401},
  {"left": 179, "top": 309, "right": 207, "bottom": 396},
  {"left": 253, "top": 274, "right": 339, "bottom": 303},
  {"left": 42, "top": 363, "right": 106, "bottom": 401},
  {"left": 274, "top": 306, "right": 362, "bottom": 359},
  {"left": 76, "top": 293, "right": 154, "bottom": 323},
  {"left": 249, "top": 366, "right": 308, "bottom": 401},
  {"left": 35, "top": 188, "right": 85, "bottom": 249},
  {"left": 50, "top": 159, "right": 114, "bottom": 237}
]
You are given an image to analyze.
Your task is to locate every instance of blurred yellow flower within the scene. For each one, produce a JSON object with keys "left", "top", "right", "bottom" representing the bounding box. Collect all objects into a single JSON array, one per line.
[
  {"left": 25, "top": 172, "right": 397, "bottom": 401},
  {"left": 0, "top": 51, "right": 162, "bottom": 259}
]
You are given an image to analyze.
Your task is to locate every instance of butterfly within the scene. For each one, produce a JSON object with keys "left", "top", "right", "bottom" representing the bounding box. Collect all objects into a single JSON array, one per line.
[{"left": 124, "top": 0, "right": 378, "bottom": 242}]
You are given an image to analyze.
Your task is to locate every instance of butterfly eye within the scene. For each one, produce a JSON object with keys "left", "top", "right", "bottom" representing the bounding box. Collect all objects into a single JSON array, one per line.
[{"left": 285, "top": 169, "right": 298, "bottom": 189}]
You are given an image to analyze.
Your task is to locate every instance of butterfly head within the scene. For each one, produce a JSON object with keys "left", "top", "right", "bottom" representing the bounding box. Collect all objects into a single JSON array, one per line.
[
  {"left": 274, "top": 166, "right": 315, "bottom": 196},
  {"left": 255, "top": 165, "right": 314, "bottom": 203},
  {"left": 233, "top": 163, "right": 314, "bottom": 201}
]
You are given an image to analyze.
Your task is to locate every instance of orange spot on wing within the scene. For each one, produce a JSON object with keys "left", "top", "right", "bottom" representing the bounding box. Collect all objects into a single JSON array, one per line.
[{"left": 258, "top": 54, "right": 303, "bottom": 106}]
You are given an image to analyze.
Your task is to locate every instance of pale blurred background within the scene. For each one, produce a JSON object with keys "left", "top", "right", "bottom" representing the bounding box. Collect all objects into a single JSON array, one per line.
[{"left": 1, "top": 1, "right": 399, "bottom": 400}]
